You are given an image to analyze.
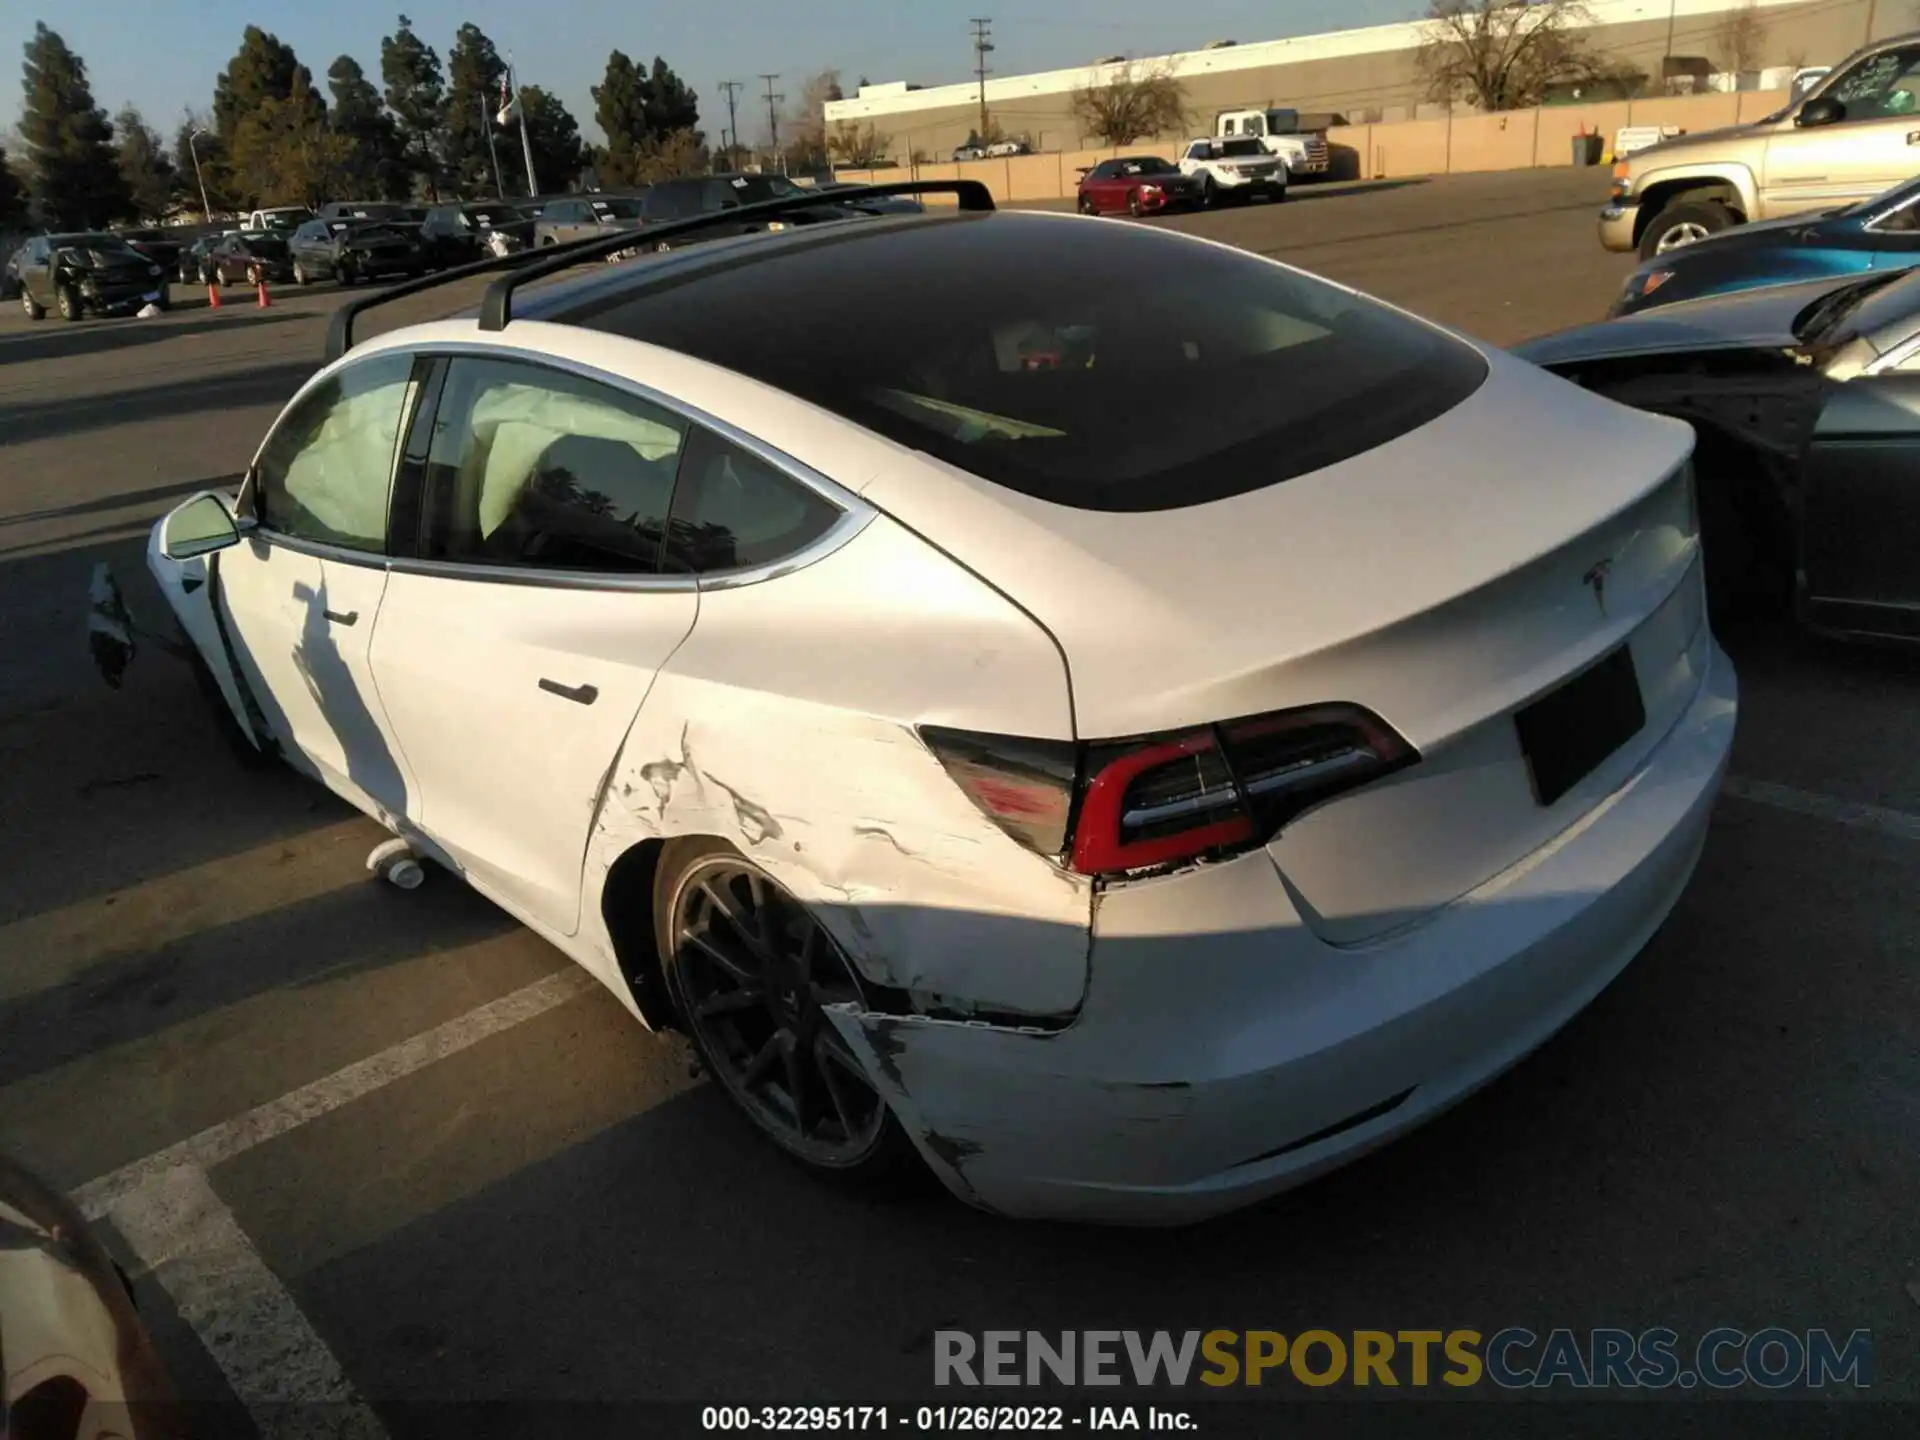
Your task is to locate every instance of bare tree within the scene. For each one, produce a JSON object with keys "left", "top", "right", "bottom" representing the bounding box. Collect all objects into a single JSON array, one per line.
[
  {"left": 1418, "top": 0, "right": 1603, "bottom": 112},
  {"left": 784, "top": 68, "right": 844, "bottom": 171},
  {"left": 1069, "top": 60, "right": 1190, "bottom": 146},
  {"left": 1714, "top": 2, "right": 1769, "bottom": 75},
  {"left": 827, "top": 120, "right": 891, "bottom": 167}
]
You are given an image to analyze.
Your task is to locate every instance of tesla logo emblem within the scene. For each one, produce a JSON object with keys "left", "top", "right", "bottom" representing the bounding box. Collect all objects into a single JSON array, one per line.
[{"left": 1583, "top": 558, "right": 1615, "bottom": 616}]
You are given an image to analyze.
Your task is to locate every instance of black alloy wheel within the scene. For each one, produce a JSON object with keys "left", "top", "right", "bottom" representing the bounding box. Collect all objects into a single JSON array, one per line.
[{"left": 660, "top": 846, "right": 901, "bottom": 1174}]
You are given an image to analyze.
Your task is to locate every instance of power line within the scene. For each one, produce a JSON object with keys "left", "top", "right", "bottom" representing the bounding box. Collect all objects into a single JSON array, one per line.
[{"left": 970, "top": 17, "right": 995, "bottom": 142}]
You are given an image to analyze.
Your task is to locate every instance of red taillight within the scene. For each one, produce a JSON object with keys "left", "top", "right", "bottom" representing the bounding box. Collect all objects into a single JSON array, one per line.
[{"left": 922, "top": 705, "right": 1416, "bottom": 880}]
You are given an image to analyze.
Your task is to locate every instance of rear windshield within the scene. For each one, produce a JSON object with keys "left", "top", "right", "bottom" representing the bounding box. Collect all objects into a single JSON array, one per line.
[{"left": 580, "top": 213, "right": 1486, "bottom": 511}]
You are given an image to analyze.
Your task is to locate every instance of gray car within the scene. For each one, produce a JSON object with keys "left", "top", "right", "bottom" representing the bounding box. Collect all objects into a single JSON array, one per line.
[
  {"left": 1516, "top": 265, "right": 1920, "bottom": 640},
  {"left": 532, "top": 193, "right": 647, "bottom": 247}
]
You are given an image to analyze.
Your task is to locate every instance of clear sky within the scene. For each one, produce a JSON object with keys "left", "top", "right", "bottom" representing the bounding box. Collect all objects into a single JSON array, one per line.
[{"left": 1, "top": 0, "right": 1420, "bottom": 147}]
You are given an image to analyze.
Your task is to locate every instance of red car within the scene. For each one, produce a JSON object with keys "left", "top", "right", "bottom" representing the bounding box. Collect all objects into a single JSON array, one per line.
[{"left": 1075, "top": 156, "right": 1200, "bottom": 217}]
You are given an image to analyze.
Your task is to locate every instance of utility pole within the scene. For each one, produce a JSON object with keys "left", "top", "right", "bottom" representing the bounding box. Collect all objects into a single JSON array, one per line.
[
  {"left": 760, "top": 73, "right": 783, "bottom": 169},
  {"left": 970, "top": 17, "right": 994, "bottom": 144},
  {"left": 1662, "top": 0, "right": 1677, "bottom": 93},
  {"left": 720, "top": 79, "right": 745, "bottom": 166},
  {"left": 500, "top": 54, "right": 539, "bottom": 196}
]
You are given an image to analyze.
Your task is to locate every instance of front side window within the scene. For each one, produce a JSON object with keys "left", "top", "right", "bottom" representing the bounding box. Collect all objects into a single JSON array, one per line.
[
  {"left": 255, "top": 353, "right": 416, "bottom": 551},
  {"left": 420, "top": 358, "right": 689, "bottom": 574},
  {"left": 1829, "top": 47, "right": 1920, "bottom": 120},
  {"left": 663, "top": 429, "right": 840, "bottom": 574}
]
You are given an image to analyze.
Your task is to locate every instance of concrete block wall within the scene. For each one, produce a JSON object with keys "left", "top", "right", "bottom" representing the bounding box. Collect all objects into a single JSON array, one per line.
[{"left": 833, "top": 89, "right": 1794, "bottom": 199}]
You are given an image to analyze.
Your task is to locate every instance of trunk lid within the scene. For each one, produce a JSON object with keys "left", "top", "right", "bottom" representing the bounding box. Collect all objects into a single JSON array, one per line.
[{"left": 863, "top": 350, "right": 1703, "bottom": 941}]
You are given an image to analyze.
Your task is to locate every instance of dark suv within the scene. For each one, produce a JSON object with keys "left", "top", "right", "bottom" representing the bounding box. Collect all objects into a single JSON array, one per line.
[
  {"left": 630, "top": 174, "right": 865, "bottom": 253},
  {"left": 15, "top": 232, "right": 169, "bottom": 321}
]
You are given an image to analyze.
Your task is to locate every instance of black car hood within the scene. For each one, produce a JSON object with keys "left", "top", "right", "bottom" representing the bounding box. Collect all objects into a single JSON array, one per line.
[{"left": 1511, "top": 274, "right": 1846, "bottom": 366}]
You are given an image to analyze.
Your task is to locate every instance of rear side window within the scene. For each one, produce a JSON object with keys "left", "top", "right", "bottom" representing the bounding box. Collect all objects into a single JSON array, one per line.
[
  {"left": 662, "top": 429, "right": 840, "bottom": 574},
  {"left": 419, "top": 357, "right": 688, "bottom": 573},
  {"left": 587, "top": 213, "right": 1488, "bottom": 512}
]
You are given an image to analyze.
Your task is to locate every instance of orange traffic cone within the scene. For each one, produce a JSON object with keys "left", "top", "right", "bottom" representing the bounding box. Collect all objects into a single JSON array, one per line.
[
  {"left": 206, "top": 279, "right": 221, "bottom": 309},
  {"left": 251, "top": 265, "right": 270, "bottom": 308}
]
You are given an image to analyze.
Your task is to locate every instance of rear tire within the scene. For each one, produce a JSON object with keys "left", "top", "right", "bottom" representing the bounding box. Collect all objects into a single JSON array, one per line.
[
  {"left": 292, "top": 260, "right": 308, "bottom": 286},
  {"left": 21, "top": 288, "right": 44, "bottom": 321},
  {"left": 655, "top": 839, "right": 921, "bottom": 1187},
  {"left": 1638, "top": 198, "right": 1737, "bottom": 261}
]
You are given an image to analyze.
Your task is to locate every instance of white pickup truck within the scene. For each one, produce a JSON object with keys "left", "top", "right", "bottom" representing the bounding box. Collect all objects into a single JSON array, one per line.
[{"left": 1215, "top": 108, "right": 1331, "bottom": 179}]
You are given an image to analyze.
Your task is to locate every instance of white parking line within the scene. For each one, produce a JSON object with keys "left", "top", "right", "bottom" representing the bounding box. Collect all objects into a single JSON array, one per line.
[
  {"left": 112, "top": 1166, "right": 389, "bottom": 1439},
  {"left": 74, "top": 966, "right": 594, "bottom": 1218},
  {"left": 1723, "top": 776, "right": 1920, "bottom": 844}
]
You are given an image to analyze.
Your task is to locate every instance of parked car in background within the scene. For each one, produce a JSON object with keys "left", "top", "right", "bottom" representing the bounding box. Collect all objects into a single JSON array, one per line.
[
  {"left": 1179, "top": 136, "right": 1289, "bottom": 206},
  {"left": 15, "top": 232, "right": 169, "bottom": 320},
  {"left": 1, "top": 242, "right": 23, "bottom": 300},
  {"left": 0, "top": 1150, "right": 184, "bottom": 1439},
  {"left": 810, "top": 182, "right": 926, "bottom": 216},
  {"left": 534, "top": 193, "right": 647, "bottom": 246},
  {"left": 627, "top": 174, "right": 872, "bottom": 253},
  {"left": 207, "top": 230, "right": 296, "bottom": 286},
  {"left": 1076, "top": 155, "right": 1202, "bottom": 216},
  {"left": 288, "top": 217, "right": 427, "bottom": 284},
  {"left": 115, "top": 226, "right": 189, "bottom": 277},
  {"left": 952, "top": 144, "right": 986, "bottom": 161},
  {"left": 420, "top": 202, "right": 540, "bottom": 267},
  {"left": 1602, "top": 30, "right": 1920, "bottom": 260},
  {"left": 1612, "top": 172, "right": 1920, "bottom": 317},
  {"left": 318, "top": 201, "right": 412, "bottom": 224},
  {"left": 133, "top": 199, "right": 1734, "bottom": 1223},
  {"left": 984, "top": 139, "right": 1029, "bottom": 157},
  {"left": 177, "top": 232, "right": 232, "bottom": 285},
  {"left": 1518, "top": 261, "right": 1920, "bottom": 634},
  {"left": 245, "top": 205, "right": 315, "bottom": 233}
]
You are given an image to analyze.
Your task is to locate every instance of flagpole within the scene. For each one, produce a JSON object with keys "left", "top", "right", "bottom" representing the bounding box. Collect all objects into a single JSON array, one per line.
[
  {"left": 482, "top": 93, "right": 506, "bottom": 197},
  {"left": 510, "top": 56, "right": 540, "bottom": 196}
]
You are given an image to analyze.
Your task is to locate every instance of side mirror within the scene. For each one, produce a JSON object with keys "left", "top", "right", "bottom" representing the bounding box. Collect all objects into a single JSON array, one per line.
[
  {"left": 161, "top": 493, "right": 241, "bottom": 560},
  {"left": 1797, "top": 97, "right": 1846, "bottom": 128}
]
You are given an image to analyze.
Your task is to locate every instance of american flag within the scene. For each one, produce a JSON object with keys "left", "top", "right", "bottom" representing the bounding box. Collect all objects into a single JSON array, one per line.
[{"left": 496, "top": 73, "right": 518, "bottom": 125}]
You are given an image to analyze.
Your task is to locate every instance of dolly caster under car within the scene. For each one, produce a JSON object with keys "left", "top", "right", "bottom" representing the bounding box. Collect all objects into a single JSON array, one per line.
[{"left": 366, "top": 837, "right": 426, "bottom": 890}]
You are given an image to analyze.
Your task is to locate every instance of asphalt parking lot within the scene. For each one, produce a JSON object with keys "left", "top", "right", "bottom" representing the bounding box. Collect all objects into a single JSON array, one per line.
[{"left": 1, "top": 167, "right": 1915, "bottom": 1434}]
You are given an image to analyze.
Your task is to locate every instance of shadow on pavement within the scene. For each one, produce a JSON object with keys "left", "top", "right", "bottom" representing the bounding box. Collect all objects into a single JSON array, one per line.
[
  {"left": 0, "top": 309, "right": 307, "bottom": 367},
  {"left": 0, "top": 474, "right": 241, "bottom": 532},
  {"left": 0, "top": 359, "right": 316, "bottom": 446}
]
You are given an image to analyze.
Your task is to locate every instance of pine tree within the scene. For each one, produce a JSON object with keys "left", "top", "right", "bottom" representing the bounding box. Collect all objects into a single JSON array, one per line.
[
  {"left": 592, "top": 50, "right": 648, "bottom": 187},
  {"left": 518, "top": 87, "right": 585, "bottom": 195},
  {"left": 115, "top": 106, "right": 175, "bottom": 220},
  {"left": 328, "top": 55, "right": 408, "bottom": 200},
  {"left": 381, "top": 14, "right": 446, "bottom": 199},
  {"left": 443, "top": 23, "right": 508, "bottom": 196},
  {"left": 643, "top": 57, "right": 701, "bottom": 142},
  {"left": 0, "top": 142, "right": 26, "bottom": 226},
  {"left": 19, "top": 24, "right": 130, "bottom": 227},
  {"left": 213, "top": 26, "right": 324, "bottom": 141}
]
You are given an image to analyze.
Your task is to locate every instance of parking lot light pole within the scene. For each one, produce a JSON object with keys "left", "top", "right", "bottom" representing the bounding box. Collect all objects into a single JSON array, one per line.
[{"left": 189, "top": 127, "right": 212, "bottom": 221}]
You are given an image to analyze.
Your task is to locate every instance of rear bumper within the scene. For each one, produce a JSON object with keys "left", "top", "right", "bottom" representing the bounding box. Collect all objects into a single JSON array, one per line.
[
  {"left": 834, "top": 638, "right": 1735, "bottom": 1224},
  {"left": 1600, "top": 202, "right": 1640, "bottom": 252}
]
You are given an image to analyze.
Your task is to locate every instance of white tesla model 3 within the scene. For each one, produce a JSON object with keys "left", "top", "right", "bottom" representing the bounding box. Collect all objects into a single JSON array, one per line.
[{"left": 144, "top": 206, "right": 1736, "bottom": 1224}]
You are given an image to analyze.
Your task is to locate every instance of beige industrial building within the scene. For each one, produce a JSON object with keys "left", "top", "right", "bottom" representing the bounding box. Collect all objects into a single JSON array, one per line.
[{"left": 824, "top": 0, "right": 1897, "bottom": 160}]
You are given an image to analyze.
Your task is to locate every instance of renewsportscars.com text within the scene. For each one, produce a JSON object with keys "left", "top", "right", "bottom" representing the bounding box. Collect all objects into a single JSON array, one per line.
[{"left": 935, "top": 1328, "right": 1872, "bottom": 1391}]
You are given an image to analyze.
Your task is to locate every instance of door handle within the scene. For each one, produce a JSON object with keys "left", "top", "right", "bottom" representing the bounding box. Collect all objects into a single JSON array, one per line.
[
  {"left": 539, "top": 679, "right": 599, "bottom": 705},
  {"left": 323, "top": 608, "right": 358, "bottom": 626}
]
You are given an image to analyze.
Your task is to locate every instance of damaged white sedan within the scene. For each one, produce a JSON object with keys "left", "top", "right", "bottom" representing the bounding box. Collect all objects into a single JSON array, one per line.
[{"left": 135, "top": 189, "right": 1735, "bottom": 1223}]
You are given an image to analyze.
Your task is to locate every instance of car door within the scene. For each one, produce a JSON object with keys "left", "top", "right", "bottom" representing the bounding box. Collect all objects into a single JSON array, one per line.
[
  {"left": 1800, "top": 359, "right": 1920, "bottom": 633},
  {"left": 368, "top": 354, "right": 700, "bottom": 936},
  {"left": 217, "top": 351, "right": 424, "bottom": 817},
  {"left": 1083, "top": 162, "right": 1117, "bottom": 212},
  {"left": 19, "top": 239, "right": 49, "bottom": 306},
  {"left": 1764, "top": 42, "right": 1920, "bottom": 213}
]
